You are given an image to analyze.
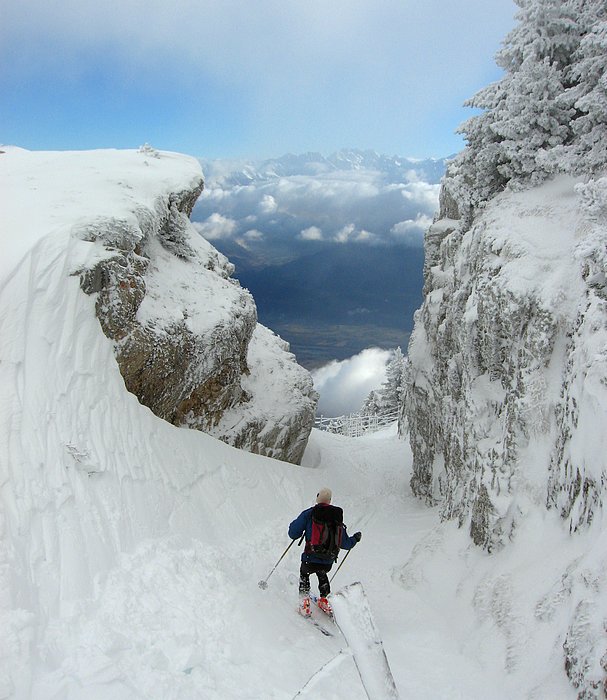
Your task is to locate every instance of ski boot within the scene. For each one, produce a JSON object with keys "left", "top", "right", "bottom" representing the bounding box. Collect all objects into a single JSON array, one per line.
[
  {"left": 298, "top": 595, "right": 312, "bottom": 618},
  {"left": 317, "top": 596, "right": 333, "bottom": 617}
]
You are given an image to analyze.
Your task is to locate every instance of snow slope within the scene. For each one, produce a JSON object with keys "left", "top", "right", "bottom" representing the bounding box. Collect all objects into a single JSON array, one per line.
[
  {"left": 1, "top": 401, "right": 585, "bottom": 700},
  {"left": 0, "top": 145, "right": 203, "bottom": 283},
  {"left": 0, "top": 146, "right": 592, "bottom": 699}
]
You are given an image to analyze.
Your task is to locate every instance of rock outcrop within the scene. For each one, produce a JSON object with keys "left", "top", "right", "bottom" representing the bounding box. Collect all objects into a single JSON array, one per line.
[
  {"left": 405, "top": 175, "right": 607, "bottom": 546},
  {"left": 404, "top": 174, "right": 607, "bottom": 696},
  {"left": 76, "top": 150, "right": 317, "bottom": 464}
]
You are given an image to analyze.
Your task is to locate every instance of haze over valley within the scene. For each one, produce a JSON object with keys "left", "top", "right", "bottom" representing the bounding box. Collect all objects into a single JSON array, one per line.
[{"left": 193, "top": 150, "right": 444, "bottom": 369}]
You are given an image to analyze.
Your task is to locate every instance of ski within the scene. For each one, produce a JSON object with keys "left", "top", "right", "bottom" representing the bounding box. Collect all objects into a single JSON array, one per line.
[
  {"left": 297, "top": 607, "right": 334, "bottom": 636},
  {"left": 331, "top": 582, "right": 400, "bottom": 698}
]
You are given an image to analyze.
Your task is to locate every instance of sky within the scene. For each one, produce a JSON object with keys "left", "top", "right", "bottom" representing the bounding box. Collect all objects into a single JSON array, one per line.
[{"left": 1, "top": 0, "right": 517, "bottom": 161}]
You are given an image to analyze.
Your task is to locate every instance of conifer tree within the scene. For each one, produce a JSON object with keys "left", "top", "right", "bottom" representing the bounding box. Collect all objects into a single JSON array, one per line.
[
  {"left": 361, "top": 390, "right": 382, "bottom": 417},
  {"left": 379, "top": 347, "right": 407, "bottom": 415},
  {"left": 568, "top": 6, "right": 607, "bottom": 173},
  {"left": 445, "top": 0, "right": 606, "bottom": 219}
]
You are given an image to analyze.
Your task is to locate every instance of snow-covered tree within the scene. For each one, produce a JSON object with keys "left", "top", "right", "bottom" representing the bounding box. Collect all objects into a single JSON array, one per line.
[
  {"left": 496, "top": 0, "right": 581, "bottom": 74},
  {"left": 379, "top": 347, "right": 407, "bottom": 415},
  {"left": 446, "top": 0, "right": 606, "bottom": 219},
  {"left": 358, "top": 348, "right": 408, "bottom": 417},
  {"left": 568, "top": 9, "right": 607, "bottom": 173},
  {"left": 361, "top": 390, "right": 382, "bottom": 416}
]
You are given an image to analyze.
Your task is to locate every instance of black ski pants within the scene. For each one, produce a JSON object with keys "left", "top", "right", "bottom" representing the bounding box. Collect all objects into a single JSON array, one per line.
[{"left": 299, "top": 561, "right": 332, "bottom": 598}]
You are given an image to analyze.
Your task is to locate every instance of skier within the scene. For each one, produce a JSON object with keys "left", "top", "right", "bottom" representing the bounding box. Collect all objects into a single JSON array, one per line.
[{"left": 288, "top": 487, "right": 361, "bottom": 617}]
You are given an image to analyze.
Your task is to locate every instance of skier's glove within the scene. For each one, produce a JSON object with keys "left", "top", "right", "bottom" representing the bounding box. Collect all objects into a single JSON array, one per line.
[{"left": 353, "top": 532, "right": 362, "bottom": 542}]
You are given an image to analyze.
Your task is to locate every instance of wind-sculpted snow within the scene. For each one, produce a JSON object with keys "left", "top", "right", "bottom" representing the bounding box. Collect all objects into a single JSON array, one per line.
[
  {"left": 0, "top": 147, "right": 317, "bottom": 465},
  {"left": 0, "top": 146, "right": 320, "bottom": 697},
  {"left": 405, "top": 174, "right": 607, "bottom": 696}
]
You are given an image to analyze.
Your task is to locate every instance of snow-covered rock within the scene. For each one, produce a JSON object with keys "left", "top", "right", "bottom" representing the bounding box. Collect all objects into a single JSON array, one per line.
[
  {"left": 405, "top": 174, "right": 607, "bottom": 696},
  {"left": 400, "top": 5, "right": 607, "bottom": 694},
  {"left": 204, "top": 324, "right": 318, "bottom": 464},
  {"left": 406, "top": 175, "right": 607, "bottom": 543},
  {"left": 0, "top": 147, "right": 317, "bottom": 466}
]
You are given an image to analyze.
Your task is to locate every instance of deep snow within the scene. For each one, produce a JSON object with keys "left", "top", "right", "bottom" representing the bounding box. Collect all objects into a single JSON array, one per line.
[
  {"left": 2, "top": 416, "right": 586, "bottom": 699},
  {"left": 0, "top": 146, "right": 593, "bottom": 699}
]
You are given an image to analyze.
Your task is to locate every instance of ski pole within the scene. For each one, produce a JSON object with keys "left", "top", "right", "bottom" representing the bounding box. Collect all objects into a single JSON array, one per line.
[
  {"left": 329, "top": 548, "right": 353, "bottom": 583},
  {"left": 258, "top": 533, "right": 305, "bottom": 590}
]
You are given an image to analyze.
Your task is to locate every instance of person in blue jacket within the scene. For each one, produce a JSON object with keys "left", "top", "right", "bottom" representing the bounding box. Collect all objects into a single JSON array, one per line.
[{"left": 288, "top": 487, "right": 361, "bottom": 617}]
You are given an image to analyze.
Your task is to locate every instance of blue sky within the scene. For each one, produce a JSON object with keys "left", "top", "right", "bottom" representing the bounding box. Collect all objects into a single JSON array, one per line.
[{"left": 1, "top": 0, "right": 516, "bottom": 161}]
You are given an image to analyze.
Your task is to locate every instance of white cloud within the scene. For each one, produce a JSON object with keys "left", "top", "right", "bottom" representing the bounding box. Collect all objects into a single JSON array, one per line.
[
  {"left": 258, "top": 195, "right": 277, "bottom": 214},
  {"left": 235, "top": 229, "right": 264, "bottom": 249},
  {"left": 401, "top": 182, "right": 441, "bottom": 209},
  {"left": 355, "top": 229, "right": 377, "bottom": 243},
  {"left": 193, "top": 157, "right": 444, "bottom": 261},
  {"left": 299, "top": 226, "right": 323, "bottom": 241},
  {"left": 193, "top": 213, "right": 237, "bottom": 241},
  {"left": 243, "top": 229, "right": 264, "bottom": 241},
  {"left": 312, "top": 347, "right": 392, "bottom": 417},
  {"left": 390, "top": 214, "right": 433, "bottom": 245},
  {"left": 334, "top": 223, "right": 356, "bottom": 243},
  {"left": 333, "top": 224, "right": 378, "bottom": 244}
]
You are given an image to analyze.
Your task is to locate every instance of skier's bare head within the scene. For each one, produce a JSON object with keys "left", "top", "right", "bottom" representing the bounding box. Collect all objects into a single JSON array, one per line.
[{"left": 316, "top": 488, "right": 332, "bottom": 504}]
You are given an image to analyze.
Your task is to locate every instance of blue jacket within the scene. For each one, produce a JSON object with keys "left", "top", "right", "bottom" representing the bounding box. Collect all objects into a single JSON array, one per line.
[{"left": 288, "top": 505, "right": 358, "bottom": 566}]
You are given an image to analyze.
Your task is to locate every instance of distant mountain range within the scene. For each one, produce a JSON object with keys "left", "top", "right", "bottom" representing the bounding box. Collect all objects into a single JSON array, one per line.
[
  {"left": 200, "top": 149, "right": 448, "bottom": 188},
  {"left": 193, "top": 150, "right": 447, "bottom": 367}
]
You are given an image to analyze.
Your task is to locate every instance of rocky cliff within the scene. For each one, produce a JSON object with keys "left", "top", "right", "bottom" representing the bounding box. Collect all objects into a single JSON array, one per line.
[
  {"left": 405, "top": 175, "right": 607, "bottom": 547},
  {"left": 70, "top": 147, "right": 317, "bottom": 464},
  {"left": 404, "top": 174, "right": 607, "bottom": 695}
]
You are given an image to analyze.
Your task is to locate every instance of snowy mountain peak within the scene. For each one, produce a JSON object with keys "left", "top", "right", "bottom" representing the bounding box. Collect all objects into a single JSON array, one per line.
[{"left": 199, "top": 149, "right": 448, "bottom": 188}]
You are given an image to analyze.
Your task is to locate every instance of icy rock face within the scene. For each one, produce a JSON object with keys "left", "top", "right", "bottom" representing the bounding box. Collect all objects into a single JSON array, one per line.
[
  {"left": 406, "top": 210, "right": 554, "bottom": 549},
  {"left": 405, "top": 175, "right": 607, "bottom": 549},
  {"left": 546, "top": 179, "right": 607, "bottom": 531},
  {"left": 200, "top": 324, "right": 319, "bottom": 464},
  {"left": 76, "top": 166, "right": 317, "bottom": 464},
  {"left": 405, "top": 174, "right": 607, "bottom": 697}
]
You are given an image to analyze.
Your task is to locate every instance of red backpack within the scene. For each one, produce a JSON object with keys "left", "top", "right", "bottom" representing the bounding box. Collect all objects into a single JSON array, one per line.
[{"left": 309, "top": 504, "right": 343, "bottom": 561}]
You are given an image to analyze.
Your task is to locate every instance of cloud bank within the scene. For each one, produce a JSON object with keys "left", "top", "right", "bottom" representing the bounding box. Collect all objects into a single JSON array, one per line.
[
  {"left": 312, "top": 348, "right": 392, "bottom": 417},
  {"left": 193, "top": 152, "right": 443, "bottom": 266}
]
